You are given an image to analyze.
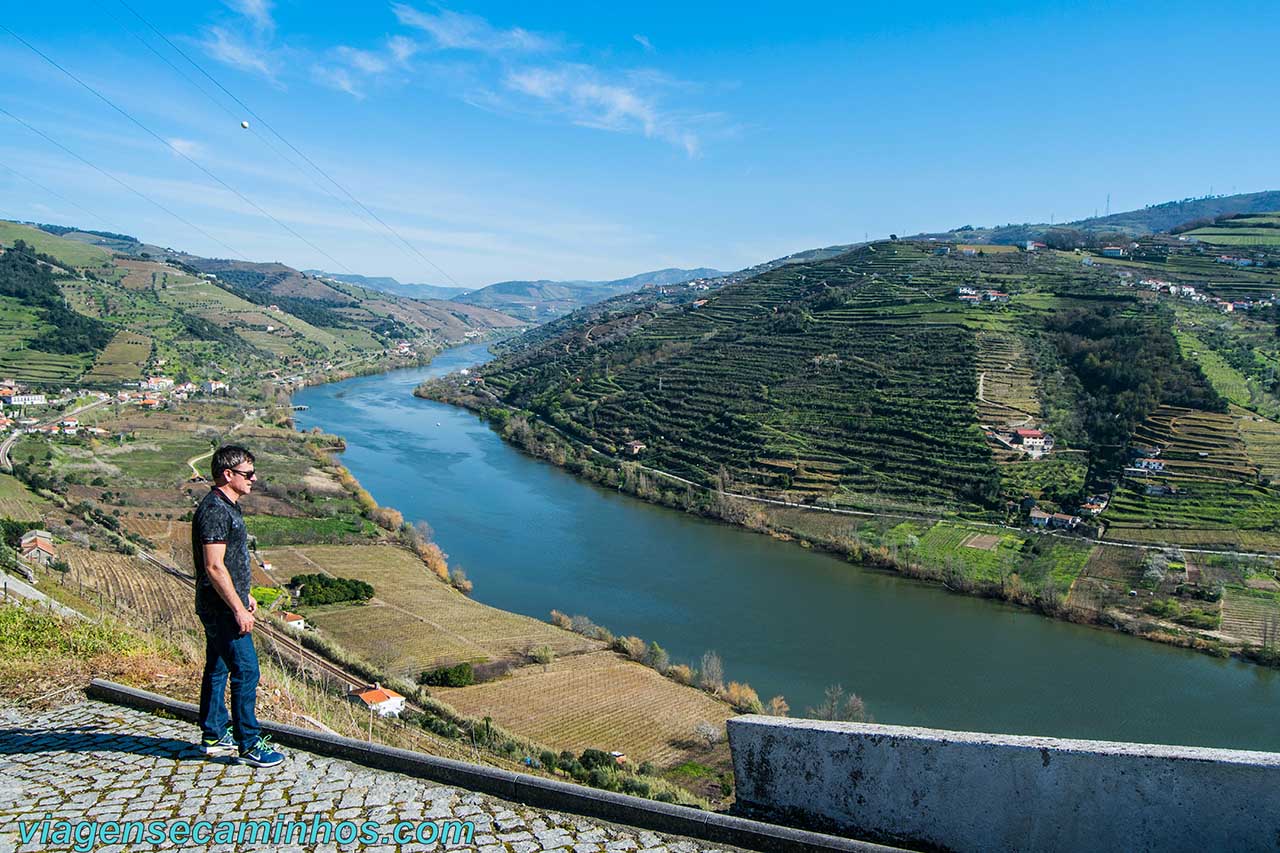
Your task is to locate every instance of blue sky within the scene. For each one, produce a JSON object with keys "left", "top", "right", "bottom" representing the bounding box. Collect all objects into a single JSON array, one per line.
[{"left": 1, "top": 1, "right": 1276, "bottom": 286}]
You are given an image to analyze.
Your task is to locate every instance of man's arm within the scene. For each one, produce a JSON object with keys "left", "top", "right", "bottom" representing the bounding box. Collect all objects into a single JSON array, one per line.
[{"left": 203, "top": 542, "right": 254, "bottom": 634}]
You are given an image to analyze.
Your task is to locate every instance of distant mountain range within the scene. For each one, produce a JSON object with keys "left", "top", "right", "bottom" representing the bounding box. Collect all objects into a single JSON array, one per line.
[
  {"left": 910, "top": 190, "right": 1280, "bottom": 245},
  {"left": 453, "top": 268, "right": 726, "bottom": 322},
  {"left": 302, "top": 271, "right": 471, "bottom": 301},
  {"left": 307, "top": 267, "right": 725, "bottom": 322}
]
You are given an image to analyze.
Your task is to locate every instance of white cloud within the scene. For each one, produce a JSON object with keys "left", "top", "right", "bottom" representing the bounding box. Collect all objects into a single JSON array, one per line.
[
  {"left": 335, "top": 46, "right": 389, "bottom": 74},
  {"left": 201, "top": 26, "right": 276, "bottom": 79},
  {"left": 392, "top": 4, "right": 556, "bottom": 53},
  {"left": 166, "top": 137, "right": 204, "bottom": 158},
  {"left": 387, "top": 35, "right": 419, "bottom": 64},
  {"left": 313, "top": 65, "right": 364, "bottom": 98},
  {"left": 504, "top": 65, "right": 700, "bottom": 156},
  {"left": 226, "top": 0, "right": 274, "bottom": 35},
  {"left": 633, "top": 34, "right": 654, "bottom": 52}
]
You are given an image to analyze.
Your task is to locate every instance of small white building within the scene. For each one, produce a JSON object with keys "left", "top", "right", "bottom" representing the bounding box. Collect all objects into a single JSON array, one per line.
[
  {"left": 281, "top": 612, "right": 307, "bottom": 631},
  {"left": 350, "top": 683, "right": 405, "bottom": 717},
  {"left": 19, "top": 531, "right": 56, "bottom": 566},
  {"left": 11, "top": 394, "right": 47, "bottom": 406}
]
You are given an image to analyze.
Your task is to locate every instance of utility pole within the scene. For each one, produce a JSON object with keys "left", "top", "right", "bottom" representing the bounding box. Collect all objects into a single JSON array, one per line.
[{"left": 1106, "top": 193, "right": 1111, "bottom": 216}]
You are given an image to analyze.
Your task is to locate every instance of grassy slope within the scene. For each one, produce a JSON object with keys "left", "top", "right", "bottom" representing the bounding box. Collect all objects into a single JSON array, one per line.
[{"left": 0, "top": 221, "right": 110, "bottom": 269}]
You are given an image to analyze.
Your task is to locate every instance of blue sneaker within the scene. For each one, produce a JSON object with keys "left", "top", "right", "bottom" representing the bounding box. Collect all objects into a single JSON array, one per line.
[
  {"left": 238, "top": 736, "right": 284, "bottom": 768},
  {"left": 202, "top": 728, "right": 236, "bottom": 756}
]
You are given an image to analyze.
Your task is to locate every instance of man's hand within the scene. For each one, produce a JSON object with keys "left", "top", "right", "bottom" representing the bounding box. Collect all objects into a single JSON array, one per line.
[
  {"left": 248, "top": 594, "right": 258, "bottom": 613},
  {"left": 235, "top": 607, "right": 255, "bottom": 635}
]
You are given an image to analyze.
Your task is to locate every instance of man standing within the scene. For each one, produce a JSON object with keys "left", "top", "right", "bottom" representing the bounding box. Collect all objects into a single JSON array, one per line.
[{"left": 193, "top": 445, "right": 283, "bottom": 768}]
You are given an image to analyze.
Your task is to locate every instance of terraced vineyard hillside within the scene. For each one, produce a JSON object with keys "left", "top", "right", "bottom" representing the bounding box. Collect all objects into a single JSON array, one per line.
[
  {"left": 1185, "top": 213, "right": 1280, "bottom": 247},
  {"left": 465, "top": 231, "right": 1280, "bottom": 535}
]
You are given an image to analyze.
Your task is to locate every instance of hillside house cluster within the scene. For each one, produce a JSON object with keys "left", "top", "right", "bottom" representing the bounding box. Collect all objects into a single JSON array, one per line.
[
  {"left": 1217, "top": 255, "right": 1257, "bottom": 267},
  {"left": 1120, "top": 276, "right": 1273, "bottom": 313},
  {"left": 989, "top": 427, "right": 1055, "bottom": 458},
  {"left": 956, "top": 287, "right": 1009, "bottom": 305},
  {"left": 1078, "top": 494, "right": 1110, "bottom": 516},
  {"left": 1029, "top": 509, "right": 1082, "bottom": 530}
]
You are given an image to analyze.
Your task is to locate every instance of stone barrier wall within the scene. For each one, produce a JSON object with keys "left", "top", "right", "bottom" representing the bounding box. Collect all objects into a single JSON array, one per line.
[{"left": 728, "top": 715, "right": 1280, "bottom": 853}]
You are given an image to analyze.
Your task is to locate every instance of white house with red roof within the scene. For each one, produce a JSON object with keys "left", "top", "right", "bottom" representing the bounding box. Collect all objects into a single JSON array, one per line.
[
  {"left": 349, "top": 683, "right": 405, "bottom": 717},
  {"left": 280, "top": 612, "right": 307, "bottom": 631},
  {"left": 19, "top": 530, "right": 56, "bottom": 566},
  {"left": 1012, "top": 428, "right": 1054, "bottom": 455}
]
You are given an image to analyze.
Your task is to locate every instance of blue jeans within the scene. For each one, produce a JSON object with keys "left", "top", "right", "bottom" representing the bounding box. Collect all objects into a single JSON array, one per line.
[{"left": 197, "top": 611, "right": 261, "bottom": 752}]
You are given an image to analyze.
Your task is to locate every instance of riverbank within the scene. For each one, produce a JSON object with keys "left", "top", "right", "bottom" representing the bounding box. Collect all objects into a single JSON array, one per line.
[{"left": 415, "top": 373, "right": 1280, "bottom": 671}]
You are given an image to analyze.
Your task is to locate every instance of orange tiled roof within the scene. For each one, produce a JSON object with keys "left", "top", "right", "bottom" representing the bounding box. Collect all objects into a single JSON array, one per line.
[
  {"left": 353, "top": 686, "right": 403, "bottom": 705},
  {"left": 23, "top": 539, "right": 56, "bottom": 557}
]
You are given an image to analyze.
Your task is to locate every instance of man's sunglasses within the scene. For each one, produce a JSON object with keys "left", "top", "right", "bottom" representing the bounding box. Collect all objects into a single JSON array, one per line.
[{"left": 229, "top": 467, "right": 258, "bottom": 480}]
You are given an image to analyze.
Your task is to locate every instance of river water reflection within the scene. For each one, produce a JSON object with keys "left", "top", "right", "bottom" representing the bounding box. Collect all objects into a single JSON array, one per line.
[{"left": 296, "top": 343, "right": 1280, "bottom": 751}]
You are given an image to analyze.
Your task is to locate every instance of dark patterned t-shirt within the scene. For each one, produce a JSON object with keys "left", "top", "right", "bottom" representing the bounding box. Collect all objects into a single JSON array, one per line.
[{"left": 192, "top": 488, "right": 251, "bottom": 618}]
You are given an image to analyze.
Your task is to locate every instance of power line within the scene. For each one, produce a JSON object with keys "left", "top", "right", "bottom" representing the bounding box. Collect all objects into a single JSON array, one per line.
[
  {"left": 0, "top": 105, "right": 247, "bottom": 258},
  {"left": 0, "top": 159, "right": 120, "bottom": 235},
  {"left": 113, "top": 0, "right": 465, "bottom": 288},
  {"left": 102, "top": 4, "right": 406, "bottom": 263},
  {"left": 2, "top": 24, "right": 357, "bottom": 274}
]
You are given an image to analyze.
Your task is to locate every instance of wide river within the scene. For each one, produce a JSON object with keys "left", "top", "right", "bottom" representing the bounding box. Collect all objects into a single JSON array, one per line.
[{"left": 296, "top": 342, "right": 1280, "bottom": 751}]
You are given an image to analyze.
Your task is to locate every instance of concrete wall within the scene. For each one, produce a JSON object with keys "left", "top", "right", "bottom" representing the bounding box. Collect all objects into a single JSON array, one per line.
[{"left": 728, "top": 715, "right": 1280, "bottom": 853}]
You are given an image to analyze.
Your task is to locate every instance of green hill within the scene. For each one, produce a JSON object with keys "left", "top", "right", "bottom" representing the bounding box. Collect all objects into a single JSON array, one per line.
[
  {"left": 0, "top": 221, "right": 112, "bottom": 270},
  {"left": 455, "top": 268, "right": 725, "bottom": 322},
  {"left": 303, "top": 270, "right": 472, "bottom": 301},
  {"left": 1182, "top": 212, "right": 1280, "bottom": 247},
  {"left": 0, "top": 218, "right": 521, "bottom": 387},
  {"left": 456, "top": 233, "right": 1280, "bottom": 535},
  {"left": 911, "top": 190, "right": 1280, "bottom": 247}
]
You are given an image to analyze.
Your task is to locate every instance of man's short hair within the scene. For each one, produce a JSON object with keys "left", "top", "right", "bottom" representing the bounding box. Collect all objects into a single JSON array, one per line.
[{"left": 211, "top": 445, "right": 255, "bottom": 480}]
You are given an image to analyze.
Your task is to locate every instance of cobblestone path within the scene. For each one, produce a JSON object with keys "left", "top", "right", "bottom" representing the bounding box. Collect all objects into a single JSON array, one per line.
[{"left": 0, "top": 701, "right": 744, "bottom": 853}]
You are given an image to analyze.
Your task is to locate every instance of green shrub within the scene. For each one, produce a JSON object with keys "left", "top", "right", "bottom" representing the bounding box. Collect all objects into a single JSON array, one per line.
[
  {"left": 419, "top": 662, "right": 475, "bottom": 687},
  {"left": 289, "top": 572, "right": 373, "bottom": 605},
  {"left": 539, "top": 750, "right": 558, "bottom": 771},
  {"left": 579, "top": 748, "right": 614, "bottom": 770},
  {"left": 587, "top": 768, "right": 617, "bottom": 791},
  {"left": 620, "top": 776, "right": 651, "bottom": 797}
]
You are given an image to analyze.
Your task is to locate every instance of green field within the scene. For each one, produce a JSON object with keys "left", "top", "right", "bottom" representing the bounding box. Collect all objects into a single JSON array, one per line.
[
  {"left": 246, "top": 514, "right": 378, "bottom": 546},
  {"left": 1174, "top": 328, "right": 1254, "bottom": 409},
  {"left": 1184, "top": 214, "right": 1280, "bottom": 247},
  {"left": 912, "top": 521, "right": 1025, "bottom": 585},
  {"left": 0, "top": 473, "right": 49, "bottom": 522},
  {"left": 81, "top": 330, "right": 151, "bottom": 383},
  {"left": 0, "top": 221, "right": 110, "bottom": 269}
]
